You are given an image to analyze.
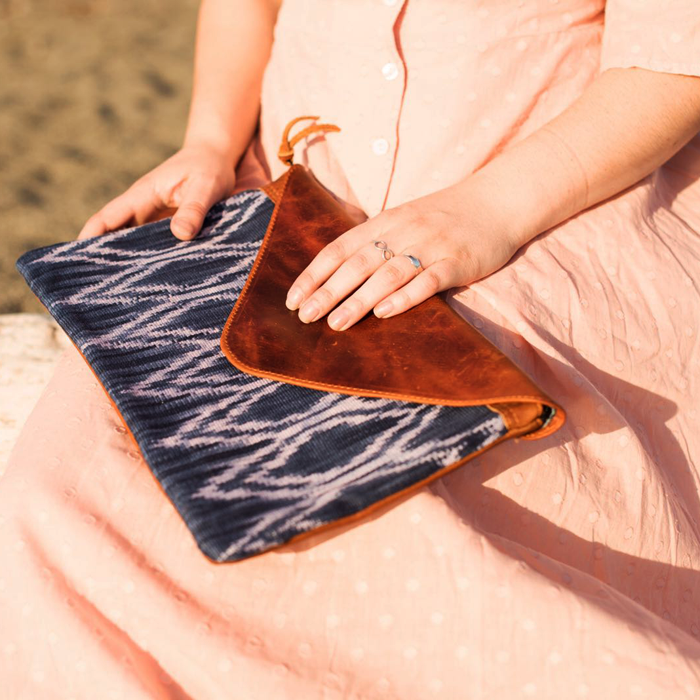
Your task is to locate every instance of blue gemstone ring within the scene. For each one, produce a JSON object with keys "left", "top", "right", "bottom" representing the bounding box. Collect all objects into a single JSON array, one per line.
[{"left": 403, "top": 253, "right": 423, "bottom": 273}]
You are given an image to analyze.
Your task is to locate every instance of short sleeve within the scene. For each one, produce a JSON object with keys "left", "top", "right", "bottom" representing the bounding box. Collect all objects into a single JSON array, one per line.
[{"left": 600, "top": 0, "right": 700, "bottom": 77}]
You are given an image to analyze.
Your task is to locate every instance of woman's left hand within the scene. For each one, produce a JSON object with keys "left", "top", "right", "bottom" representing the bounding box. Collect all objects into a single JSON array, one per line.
[{"left": 284, "top": 180, "right": 523, "bottom": 331}]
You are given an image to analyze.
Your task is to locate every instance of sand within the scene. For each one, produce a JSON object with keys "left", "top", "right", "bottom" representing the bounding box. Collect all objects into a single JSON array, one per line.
[{"left": 1, "top": 0, "right": 199, "bottom": 313}]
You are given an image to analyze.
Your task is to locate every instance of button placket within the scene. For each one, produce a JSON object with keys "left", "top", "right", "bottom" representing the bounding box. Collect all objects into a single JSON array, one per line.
[
  {"left": 376, "top": 46, "right": 407, "bottom": 212},
  {"left": 360, "top": 2, "right": 405, "bottom": 213},
  {"left": 370, "top": 46, "right": 402, "bottom": 162}
]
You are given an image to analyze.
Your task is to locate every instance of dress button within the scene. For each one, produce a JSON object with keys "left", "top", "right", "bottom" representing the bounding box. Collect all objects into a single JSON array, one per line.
[
  {"left": 372, "top": 138, "right": 389, "bottom": 155},
  {"left": 382, "top": 62, "right": 399, "bottom": 81}
]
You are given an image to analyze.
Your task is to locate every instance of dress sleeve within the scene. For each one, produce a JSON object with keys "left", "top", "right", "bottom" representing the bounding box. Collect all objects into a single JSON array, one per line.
[{"left": 600, "top": 0, "right": 700, "bottom": 77}]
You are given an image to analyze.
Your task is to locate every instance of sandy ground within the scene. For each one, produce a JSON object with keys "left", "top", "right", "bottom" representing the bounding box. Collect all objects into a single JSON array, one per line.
[
  {"left": 0, "top": 1, "right": 200, "bottom": 458},
  {"left": 1, "top": 0, "right": 200, "bottom": 313}
]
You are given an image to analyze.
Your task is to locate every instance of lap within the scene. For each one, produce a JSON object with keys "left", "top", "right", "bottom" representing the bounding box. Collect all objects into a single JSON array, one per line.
[{"left": 1, "top": 343, "right": 699, "bottom": 697}]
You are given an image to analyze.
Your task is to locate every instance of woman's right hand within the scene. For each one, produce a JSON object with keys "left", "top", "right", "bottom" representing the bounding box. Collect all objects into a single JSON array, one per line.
[{"left": 77, "top": 142, "right": 238, "bottom": 241}]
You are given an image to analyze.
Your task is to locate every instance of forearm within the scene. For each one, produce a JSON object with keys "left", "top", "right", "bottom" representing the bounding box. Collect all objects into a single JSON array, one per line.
[
  {"left": 464, "top": 67, "right": 700, "bottom": 246},
  {"left": 183, "top": 0, "right": 281, "bottom": 165}
]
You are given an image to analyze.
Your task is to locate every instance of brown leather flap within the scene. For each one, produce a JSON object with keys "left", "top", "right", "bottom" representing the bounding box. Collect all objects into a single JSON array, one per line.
[{"left": 221, "top": 164, "right": 565, "bottom": 440}]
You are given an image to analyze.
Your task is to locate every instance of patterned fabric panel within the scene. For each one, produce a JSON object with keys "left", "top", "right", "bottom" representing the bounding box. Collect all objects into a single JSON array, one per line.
[{"left": 16, "top": 189, "right": 508, "bottom": 563}]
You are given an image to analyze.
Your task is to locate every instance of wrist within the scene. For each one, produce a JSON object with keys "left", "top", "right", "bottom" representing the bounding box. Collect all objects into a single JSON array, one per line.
[
  {"left": 183, "top": 101, "right": 261, "bottom": 172},
  {"left": 455, "top": 128, "right": 591, "bottom": 249},
  {"left": 452, "top": 166, "right": 540, "bottom": 252},
  {"left": 182, "top": 121, "right": 239, "bottom": 161}
]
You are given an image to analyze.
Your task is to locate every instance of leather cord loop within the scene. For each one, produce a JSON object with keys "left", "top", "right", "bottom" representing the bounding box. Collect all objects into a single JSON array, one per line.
[{"left": 278, "top": 115, "right": 341, "bottom": 166}]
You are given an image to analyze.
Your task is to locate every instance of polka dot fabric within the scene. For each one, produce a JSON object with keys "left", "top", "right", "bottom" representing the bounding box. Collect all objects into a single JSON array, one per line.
[
  {"left": 3, "top": 0, "right": 700, "bottom": 696},
  {"left": 600, "top": 0, "right": 700, "bottom": 75}
]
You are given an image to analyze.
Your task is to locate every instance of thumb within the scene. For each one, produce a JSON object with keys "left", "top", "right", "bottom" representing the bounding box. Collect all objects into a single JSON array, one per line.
[{"left": 170, "top": 175, "right": 222, "bottom": 241}]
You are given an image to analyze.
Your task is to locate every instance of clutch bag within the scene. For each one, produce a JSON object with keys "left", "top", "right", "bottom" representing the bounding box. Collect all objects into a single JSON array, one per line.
[{"left": 16, "top": 115, "right": 565, "bottom": 563}]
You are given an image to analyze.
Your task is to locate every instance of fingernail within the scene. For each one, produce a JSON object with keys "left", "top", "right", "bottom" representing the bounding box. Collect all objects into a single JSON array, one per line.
[
  {"left": 328, "top": 309, "right": 349, "bottom": 331},
  {"left": 286, "top": 287, "right": 304, "bottom": 310},
  {"left": 374, "top": 300, "right": 393, "bottom": 317},
  {"left": 298, "top": 300, "right": 320, "bottom": 323},
  {"left": 172, "top": 221, "right": 194, "bottom": 239}
]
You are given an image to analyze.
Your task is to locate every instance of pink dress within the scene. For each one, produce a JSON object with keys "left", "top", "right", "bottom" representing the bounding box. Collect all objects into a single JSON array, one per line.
[{"left": 3, "top": 0, "right": 700, "bottom": 696}]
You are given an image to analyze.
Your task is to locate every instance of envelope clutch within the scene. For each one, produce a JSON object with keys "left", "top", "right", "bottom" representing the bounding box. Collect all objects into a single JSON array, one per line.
[{"left": 16, "top": 116, "right": 565, "bottom": 563}]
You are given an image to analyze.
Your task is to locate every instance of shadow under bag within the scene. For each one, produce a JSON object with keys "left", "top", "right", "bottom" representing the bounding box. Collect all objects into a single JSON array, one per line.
[{"left": 16, "top": 116, "right": 565, "bottom": 563}]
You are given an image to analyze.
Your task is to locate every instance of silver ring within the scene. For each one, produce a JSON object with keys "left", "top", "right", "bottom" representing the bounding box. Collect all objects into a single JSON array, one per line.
[
  {"left": 403, "top": 253, "right": 423, "bottom": 273},
  {"left": 373, "top": 240, "right": 394, "bottom": 261}
]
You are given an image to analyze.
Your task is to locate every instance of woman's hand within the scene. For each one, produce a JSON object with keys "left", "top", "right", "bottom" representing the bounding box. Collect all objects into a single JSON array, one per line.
[
  {"left": 77, "top": 142, "right": 237, "bottom": 241},
  {"left": 284, "top": 180, "right": 521, "bottom": 331}
]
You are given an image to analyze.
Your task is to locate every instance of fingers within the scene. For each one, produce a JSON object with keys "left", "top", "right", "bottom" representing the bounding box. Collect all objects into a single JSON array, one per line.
[
  {"left": 285, "top": 219, "right": 380, "bottom": 310},
  {"left": 326, "top": 251, "right": 425, "bottom": 330},
  {"left": 77, "top": 172, "right": 227, "bottom": 242},
  {"left": 169, "top": 174, "right": 223, "bottom": 241},
  {"left": 295, "top": 241, "right": 389, "bottom": 324},
  {"left": 289, "top": 231, "right": 459, "bottom": 331},
  {"left": 372, "top": 259, "right": 460, "bottom": 319},
  {"left": 77, "top": 181, "right": 160, "bottom": 240},
  {"left": 283, "top": 207, "right": 463, "bottom": 330},
  {"left": 328, "top": 256, "right": 459, "bottom": 331}
]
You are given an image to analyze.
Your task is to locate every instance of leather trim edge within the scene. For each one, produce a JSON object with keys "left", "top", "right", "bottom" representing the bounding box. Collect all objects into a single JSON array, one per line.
[{"left": 260, "top": 177, "right": 286, "bottom": 206}]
